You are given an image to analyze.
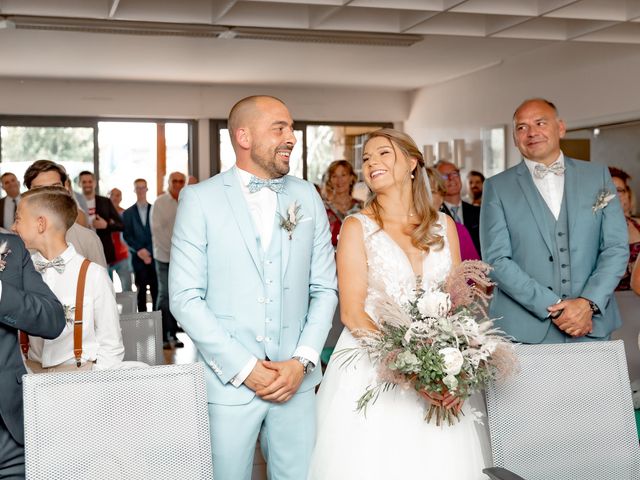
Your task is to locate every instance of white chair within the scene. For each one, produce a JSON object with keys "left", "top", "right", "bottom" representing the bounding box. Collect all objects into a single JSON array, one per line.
[
  {"left": 483, "top": 341, "right": 640, "bottom": 480},
  {"left": 612, "top": 291, "right": 640, "bottom": 381},
  {"left": 115, "top": 291, "right": 137, "bottom": 314},
  {"left": 23, "top": 363, "right": 213, "bottom": 480},
  {"left": 119, "top": 311, "right": 163, "bottom": 366}
]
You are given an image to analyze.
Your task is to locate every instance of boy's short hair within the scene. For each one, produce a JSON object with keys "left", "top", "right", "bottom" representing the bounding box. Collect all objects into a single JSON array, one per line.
[
  {"left": 23, "top": 160, "right": 68, "bottom": 190},
  {"left": 21, "top": 186, "right": 77, "bottom": 231}
]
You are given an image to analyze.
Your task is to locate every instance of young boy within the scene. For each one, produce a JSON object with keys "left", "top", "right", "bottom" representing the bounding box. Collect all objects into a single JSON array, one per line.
[{"left": 13, "top": 186, "right": 124, "bottom": 372}]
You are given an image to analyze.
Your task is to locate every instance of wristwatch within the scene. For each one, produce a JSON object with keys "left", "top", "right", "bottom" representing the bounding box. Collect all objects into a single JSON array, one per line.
[
  {"left": 581, "top": 297, "right": 600, "bottom": 315},
  {"left": 293, "top": 356, "right": 315, "bottom": 375}
]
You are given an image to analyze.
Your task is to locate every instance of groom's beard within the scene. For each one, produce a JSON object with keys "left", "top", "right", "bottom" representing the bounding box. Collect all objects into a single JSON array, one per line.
[{"left": 251, "top": 143, "right": 292, "bottom": 178}]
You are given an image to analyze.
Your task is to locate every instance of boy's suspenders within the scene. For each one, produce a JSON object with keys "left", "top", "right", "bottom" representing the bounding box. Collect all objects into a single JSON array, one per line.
[{"left": 20, "top": 259, "right": 92, "bottom": 368}]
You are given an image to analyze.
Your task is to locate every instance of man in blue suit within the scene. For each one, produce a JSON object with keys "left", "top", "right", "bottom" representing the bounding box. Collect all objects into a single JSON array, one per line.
[
  {"left": 481, "top": 98, "right": 628, "bottom": 344},
  {"left": 170, "top": 95, "right": 337, "bottom": 480},
  {"left": 122, "top": 178, "right": 158, "bottom": 312},
  {"left": 0, "top": 233, "right": 65, "bottom": 477}
]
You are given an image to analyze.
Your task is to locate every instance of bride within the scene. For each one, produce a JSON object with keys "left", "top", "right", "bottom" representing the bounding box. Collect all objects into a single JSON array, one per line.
[{"left": 308, "top": 129, "right": 491, "bottom": 479}]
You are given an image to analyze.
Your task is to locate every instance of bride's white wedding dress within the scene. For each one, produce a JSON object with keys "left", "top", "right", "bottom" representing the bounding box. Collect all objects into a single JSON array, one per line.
[{"left": 308, "top": 213, "right": 491, "bottom": 480}]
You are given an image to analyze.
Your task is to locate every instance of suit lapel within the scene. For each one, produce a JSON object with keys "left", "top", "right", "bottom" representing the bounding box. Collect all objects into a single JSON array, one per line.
[
  {"left": 516, "top": 162, "right": 554, "bottom": 254},
  {"left": 222, "top": 169, "right": 264, "bottom": 280},
  {"left": 277, "top": 179, "right": 292, "bottom": 278},
  {"left": 563, "top": 157, "right": 579, "bottom": 233}
]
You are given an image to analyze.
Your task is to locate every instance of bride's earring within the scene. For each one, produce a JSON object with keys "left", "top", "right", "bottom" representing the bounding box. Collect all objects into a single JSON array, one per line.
[{"left": 411, "top": 172, "right": 415, "bottom": 180}]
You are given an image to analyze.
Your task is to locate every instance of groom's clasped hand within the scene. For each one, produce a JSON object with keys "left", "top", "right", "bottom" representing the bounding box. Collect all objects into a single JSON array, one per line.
[{"left": 245, "top": 359, "right": 305, "bottom": 403}]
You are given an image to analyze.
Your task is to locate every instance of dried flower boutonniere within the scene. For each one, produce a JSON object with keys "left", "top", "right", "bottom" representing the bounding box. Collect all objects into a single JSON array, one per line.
[
  {"left": 63, "top": 305, "right": 76, "bottom": 328},
  {"left": 592, "top": 189, "right": 616, "bottom": 214},
  {"left": 0, "top": 241, "right": 12, "bottom": 272},
  {"left": 279, "top": 201, "right": 302, "bottom": 240}
]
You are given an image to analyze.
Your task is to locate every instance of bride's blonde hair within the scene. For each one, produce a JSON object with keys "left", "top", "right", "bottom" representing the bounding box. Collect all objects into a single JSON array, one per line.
[{"left": 364, "top": 128, "right": 444, "bottom": 253}]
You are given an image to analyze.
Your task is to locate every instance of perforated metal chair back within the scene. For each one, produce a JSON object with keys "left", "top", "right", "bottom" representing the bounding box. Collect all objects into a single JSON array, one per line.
[
  {"left": 23, "top": 363, "right": 213, "bottom": 480},
  {"left": 115, "top": 291, "right": 137, "bottom": 314},
  {"left": 119, "top": 311, "right": 163, "bottom": 366},
  {"left": 485, "top": 340, "right": 640, "bottom": 480}
]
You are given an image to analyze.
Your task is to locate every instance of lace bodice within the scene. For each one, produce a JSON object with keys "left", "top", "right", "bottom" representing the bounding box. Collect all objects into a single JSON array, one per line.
[{"left": 352, "top": 212, "right": 451, "bottom": 325}]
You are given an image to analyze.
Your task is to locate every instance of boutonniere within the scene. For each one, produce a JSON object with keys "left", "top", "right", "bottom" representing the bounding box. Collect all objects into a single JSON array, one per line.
[
  {"left": 592, "top": 189, "right": 616, "bottom": 214},
  {"left": 63, "top": 305, "right": 76, "bottom": 328},
  {"left": 0, "top": 241, "right": 12, "bottom": 272},
  {"left": 279, "top": 201, "right": 303, "bottom": 240}
]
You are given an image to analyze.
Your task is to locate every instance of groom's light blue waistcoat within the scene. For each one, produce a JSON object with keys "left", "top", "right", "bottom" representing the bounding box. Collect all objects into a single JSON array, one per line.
[
  {"left": 169, "top": 168, "right": 337, "bottom": 404},
  {"left": 480, "top": 157, "right": 629, "bottom": 344}
]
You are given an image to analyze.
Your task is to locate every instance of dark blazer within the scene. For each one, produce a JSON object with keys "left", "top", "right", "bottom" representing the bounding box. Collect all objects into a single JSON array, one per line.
[
  {"left": 122, "top": 203, "right": 153, "bottom": 271},
  {"left": 441, "top": 201, "right": 481, "bottom": 256},
  {"left": 93, "top": 195, "right": 124, "bottom": 265},
  {"left": 0, "top": 234, "right": 65, "bottom": 444},
  {"left": 0, "top": 196, "right": 18, "bottom": 231}
]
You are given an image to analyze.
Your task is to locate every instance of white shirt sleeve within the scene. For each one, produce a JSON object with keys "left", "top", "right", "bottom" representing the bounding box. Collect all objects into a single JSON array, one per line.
[
  {"left": 230, "top": 356, "right": 258, "bottom": 387},
  {"left": 92, "top": 266, "right": 125, "bottom": 370}
]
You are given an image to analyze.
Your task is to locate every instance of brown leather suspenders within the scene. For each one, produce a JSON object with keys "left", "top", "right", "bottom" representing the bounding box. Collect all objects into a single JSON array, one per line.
[{"left": 20, "top": 259, "right": 91, "bottom": 368}]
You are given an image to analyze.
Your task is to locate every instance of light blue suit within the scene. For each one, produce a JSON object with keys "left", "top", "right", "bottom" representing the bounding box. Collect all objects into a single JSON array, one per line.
[
  {"left": 480, "top": 157, "right": 629, "bottom": 344},
  {"left": 169, "top": 168, "right": 337, "bottom": 480}
]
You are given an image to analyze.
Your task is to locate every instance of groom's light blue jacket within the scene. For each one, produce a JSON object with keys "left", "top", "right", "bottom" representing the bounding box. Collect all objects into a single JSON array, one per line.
[
  {"left": 480, "top": 157, "right": 629, "bottom": 343},
  {"left": 169, "top": 168, "right": 337, "bottom": 404}
]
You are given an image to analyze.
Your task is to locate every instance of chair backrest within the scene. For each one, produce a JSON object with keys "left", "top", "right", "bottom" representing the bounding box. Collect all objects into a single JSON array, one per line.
[
  {"left": 23, "top": 363, "right": 213, "bottom": 480},
  {"left": 612, "top": 291, "right": 640, "bottom": 381},
  {"left": 119, "top": 311, "right": 163, "bottom": 366},
  {"left": 485, "top": 340, "right": 640, "bottom": 480},
  {"left": 115, "top": 291, "right": 137, "bottom": 315}
]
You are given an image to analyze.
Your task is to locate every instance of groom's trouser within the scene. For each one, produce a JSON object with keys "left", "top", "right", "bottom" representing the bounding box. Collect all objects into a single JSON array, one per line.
[
  {"left": 208, "top": 389, "right": 315, "bottom": 480},
  {"left": 0, "top": 419, "right": 24, "bottom": 480}
]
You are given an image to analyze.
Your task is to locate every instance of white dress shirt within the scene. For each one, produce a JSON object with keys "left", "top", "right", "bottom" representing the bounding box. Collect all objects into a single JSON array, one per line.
[
  {"left": 524, "top": 152, "right": 565, "bottom": 220},
  {"left": 231, "top": 167, "right": 318, "bottom": 387},
  {"left": 2, "top": 195, "right": 19, "bottom": 230},
  {"left": 150, "top": 192, "right": 178, "bottom": 263},
  {"left": 27, "top": 244, "right": 124, "bottom": 370}
]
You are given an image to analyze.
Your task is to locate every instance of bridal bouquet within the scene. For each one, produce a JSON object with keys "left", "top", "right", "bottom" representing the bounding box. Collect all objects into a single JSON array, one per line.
[{"left": 338, "top": 261, "right": 516, "bottom": 426}]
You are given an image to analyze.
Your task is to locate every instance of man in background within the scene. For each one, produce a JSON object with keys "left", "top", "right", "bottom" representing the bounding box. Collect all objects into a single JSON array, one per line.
[
  {"left": 123, "top": 178, "right": 158, "bottom": 313},
  {"left": 151, "top": 171, "right": 186, "bottom": 349},
  {"left": 0, "top": 173, "right": 21, "bottom": 231},
  {"left": 78, "top": 171, "right": 124, "bottom": 265},
  {"left": 467, "top": 170, "right": 485, "bottom": 206}
]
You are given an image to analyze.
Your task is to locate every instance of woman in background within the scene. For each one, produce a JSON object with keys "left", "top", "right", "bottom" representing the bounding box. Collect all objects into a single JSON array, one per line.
[
  {"left": 609, "top": 167, "right": 639, "bottom": 291},
  {"left": 323, "top": 160, "right": 363, "bottom": 247}
]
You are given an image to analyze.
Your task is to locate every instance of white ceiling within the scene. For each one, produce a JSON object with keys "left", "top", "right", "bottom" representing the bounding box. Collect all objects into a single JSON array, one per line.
[{"left": 0, "top": 0, "right": 638, "bottom": 90}]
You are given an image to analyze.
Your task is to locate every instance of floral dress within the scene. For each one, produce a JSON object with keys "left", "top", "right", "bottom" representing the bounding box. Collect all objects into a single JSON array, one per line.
[{"left": 617, "top": 217, "right": 640, "bottom": 291}]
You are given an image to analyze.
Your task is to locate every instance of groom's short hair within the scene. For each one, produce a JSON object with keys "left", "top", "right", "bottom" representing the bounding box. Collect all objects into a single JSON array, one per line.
[{"left": 228, "top": 95, "right": 286, "bottom": 147}]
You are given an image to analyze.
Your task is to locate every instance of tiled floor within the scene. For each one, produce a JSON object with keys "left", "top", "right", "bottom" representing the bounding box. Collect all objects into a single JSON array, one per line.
[{"left": 164, "top": 332, "right": 268, "bottom": 480}]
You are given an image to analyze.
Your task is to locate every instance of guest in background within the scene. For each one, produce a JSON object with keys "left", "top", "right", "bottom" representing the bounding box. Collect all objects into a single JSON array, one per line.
[
  {"left": 151, "top": 171, "right": 186, "bottom": 349},
  {"left": 427, "top": 167, "right": 479, "bottom": 261},
  {"left": 123, "top": 179, "right": 158, "bottom": 313},
  {"left": 78, "top": 171, "right": 124, "bottom": 265},
  {"left": 631, "top": 256, "right": 640, "bottom": 295},
  {"left": 106, "top": 188, "right": 133, "bottom": 292},
  {"left": 23, "top": 160, "right": 107, "bottom": 267},
  {"left": 0, "top": 172, "right": 21, "bottom": 231},
  {"left": 435, "top": 160, "right": 481, "bottom": 255},
  {"left": 13, "top": 186, "right": 124, "bottom": 373},
  {"left": 609, "top": 167, "right": 640, "bottom": 291},
  {"left": 323, "top": 160, "right": 363, "bottom": 247},
  {"left": 66, "top": 177, "right": 90, "bottom": 224},
  {"left": 481, "top": 98, "right": 628, "bottom": 344},
  {"left": 467, "top": 170, "right": 485, "bottom": 206},
  {"left": 188, "top": 175, "right": 199, "bottom": 185}
]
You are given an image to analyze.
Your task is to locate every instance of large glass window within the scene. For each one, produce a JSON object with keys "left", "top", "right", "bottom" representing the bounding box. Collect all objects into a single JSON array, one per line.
[{"left": 0, "top": 125, "right": 94, "bottom": 186}]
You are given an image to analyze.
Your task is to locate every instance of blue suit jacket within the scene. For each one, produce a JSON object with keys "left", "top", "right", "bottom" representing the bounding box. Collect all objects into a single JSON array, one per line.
[
  {"left": 480, "top": 157, "right": 629, "bottom": 343},
  {"left": 122, "top": 203, "right": 153, "bottom": 271},
  {"left": 169, "top": 169, "right": 337, "bottom": 405},
  {"left": 0, "top": 234, "right": 65, "bottom": 444}
]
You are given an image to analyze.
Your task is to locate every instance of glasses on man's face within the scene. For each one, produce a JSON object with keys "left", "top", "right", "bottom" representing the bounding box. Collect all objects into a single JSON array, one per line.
[{"left": 441, "top": 171, "right": 460, "bottom": 181}]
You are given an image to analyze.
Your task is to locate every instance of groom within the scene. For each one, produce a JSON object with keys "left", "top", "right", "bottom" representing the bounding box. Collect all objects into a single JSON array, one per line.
[
  {"left": 480, "top": 98, "right": 628, "bottom": 344},
  {"left": 170, "top": 95, "right": 337, "bottom": 479}
]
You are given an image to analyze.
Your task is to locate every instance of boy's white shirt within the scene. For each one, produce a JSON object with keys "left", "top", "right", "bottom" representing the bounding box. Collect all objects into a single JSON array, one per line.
[{"left": 28, "top": 244, "right": 124, "bottom": 369}]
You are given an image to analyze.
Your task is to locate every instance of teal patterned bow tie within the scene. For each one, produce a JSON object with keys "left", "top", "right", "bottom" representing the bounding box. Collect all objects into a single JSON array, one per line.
[
  {"left": 34, "top": 257, "right": 65, "bottom": 274},
  {"left": 533, "top": 162, "right": 565, "bottom": 179},
  {"left": 248, "top": 176, "right": 285, "bottom": 194}
]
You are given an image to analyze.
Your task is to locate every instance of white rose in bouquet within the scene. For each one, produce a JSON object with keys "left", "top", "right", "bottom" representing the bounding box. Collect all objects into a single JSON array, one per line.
[
  {"left": 417, "top": 289, "right": 451, "bottom": 318},
  {"left": 439, "top": 347, "right": 464, "bottom": 376}
]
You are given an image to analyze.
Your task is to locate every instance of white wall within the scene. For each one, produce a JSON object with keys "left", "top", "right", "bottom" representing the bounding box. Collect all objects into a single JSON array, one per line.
[
  {"left": 404, "top": 41, "right": 640, "bottom": 176},
  {"left": 0, "top": 78, "right": 410, "bottom": 179}
]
